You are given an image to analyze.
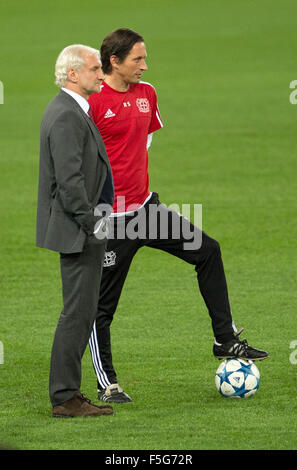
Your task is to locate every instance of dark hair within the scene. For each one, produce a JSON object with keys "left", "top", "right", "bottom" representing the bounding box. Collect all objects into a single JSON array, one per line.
[{"left": 100, "top": 28, "right": 144, "bottom": 74}]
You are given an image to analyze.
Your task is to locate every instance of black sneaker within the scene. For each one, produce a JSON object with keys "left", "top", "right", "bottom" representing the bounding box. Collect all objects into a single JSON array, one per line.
[
  {"left": 98, "top": 384, "right": 132, "bottom": 403},
  {"left": 213, "top": 328, "right": 269, "bottom": 361}
]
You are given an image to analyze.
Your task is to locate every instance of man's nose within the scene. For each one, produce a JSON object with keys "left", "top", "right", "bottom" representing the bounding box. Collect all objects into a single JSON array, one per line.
[
  {"left": 141, "top": 60, "right": 148, "bottom": 71},
  {"left": 98, "top": 70, "right": 105, "bottom": 80}
]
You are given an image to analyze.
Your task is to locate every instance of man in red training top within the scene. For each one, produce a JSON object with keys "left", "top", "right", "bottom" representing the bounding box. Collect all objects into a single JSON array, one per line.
[{"left": 88, "top": 28, "right": 269, "bottom": 403}]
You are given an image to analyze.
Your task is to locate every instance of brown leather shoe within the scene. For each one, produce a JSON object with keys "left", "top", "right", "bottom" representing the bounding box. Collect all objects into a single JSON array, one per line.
[{"left": 52, "top": 392, "right": 114, "bottom": 418}]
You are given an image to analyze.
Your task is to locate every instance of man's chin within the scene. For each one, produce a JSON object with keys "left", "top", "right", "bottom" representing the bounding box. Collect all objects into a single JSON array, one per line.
[
  {"left": 89, "top": 85, "right": 102, "bottom": 95},
  {"left": 129, "top": 78, "right": 141, "bottom": 86}
]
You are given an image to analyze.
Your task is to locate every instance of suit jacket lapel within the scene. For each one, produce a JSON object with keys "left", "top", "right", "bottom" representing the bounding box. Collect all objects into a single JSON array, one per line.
[
  {"left": 59, "top": 90, "right": 111, "bottom": 168},
  {"left": 84, "top": 114, "right": 110, "bottom": 165}
]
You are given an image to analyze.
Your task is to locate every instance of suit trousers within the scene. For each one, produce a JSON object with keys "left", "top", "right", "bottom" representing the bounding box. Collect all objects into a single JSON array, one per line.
[
  {"left": 89, "top": 193, "right": 235, "bottom": 390},
  {"left": 49, "top": 239, "right": 106, "bottom": 406}
]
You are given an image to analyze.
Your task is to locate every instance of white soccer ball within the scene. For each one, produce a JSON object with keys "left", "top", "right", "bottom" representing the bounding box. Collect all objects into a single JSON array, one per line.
[{"left": 215, "top": 358, "right": 260, "bottom": 398}]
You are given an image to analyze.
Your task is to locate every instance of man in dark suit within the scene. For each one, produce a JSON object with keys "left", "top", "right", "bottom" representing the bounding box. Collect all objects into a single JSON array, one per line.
[{"left": 36, "top": 44, "right": 114, "bottom": 417}]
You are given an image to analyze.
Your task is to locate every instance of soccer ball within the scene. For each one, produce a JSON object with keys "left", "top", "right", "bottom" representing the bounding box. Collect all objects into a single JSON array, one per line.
[{"left": 215, "top": 358, "right": 260, "bottom": 398}]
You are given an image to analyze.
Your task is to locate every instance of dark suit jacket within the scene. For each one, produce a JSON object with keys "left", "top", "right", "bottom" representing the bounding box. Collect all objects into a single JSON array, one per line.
[{"left": 36, "top": 90, "right": 114, "bottom": 253}]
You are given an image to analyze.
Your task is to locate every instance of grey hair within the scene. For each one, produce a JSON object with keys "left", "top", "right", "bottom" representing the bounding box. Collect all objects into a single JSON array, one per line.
[{"left": 55, "top": 44, "right": 100, "bottom": 88}]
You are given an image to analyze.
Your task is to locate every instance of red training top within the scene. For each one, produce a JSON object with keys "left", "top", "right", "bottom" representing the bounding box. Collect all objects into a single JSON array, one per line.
[{"left": 89, "top": 81, "right": 163, "bottom": 213}]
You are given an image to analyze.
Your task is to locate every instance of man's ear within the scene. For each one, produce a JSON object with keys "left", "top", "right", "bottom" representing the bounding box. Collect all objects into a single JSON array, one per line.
[
  {"left": 67, "top": 68, "right": 79, "bottom": 83},
  {"left": 109, "top": 55, "right": 120, "bottom": 70}
]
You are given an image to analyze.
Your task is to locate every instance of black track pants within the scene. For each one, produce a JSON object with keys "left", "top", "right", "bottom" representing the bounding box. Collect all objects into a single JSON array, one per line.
[{"left": 89, "top": 193, "right": 234, "bottom": 390}]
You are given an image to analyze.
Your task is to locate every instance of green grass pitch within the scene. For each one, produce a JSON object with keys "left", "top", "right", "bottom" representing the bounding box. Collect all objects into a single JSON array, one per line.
[{"left": 0, "top": 0, "right": 296, "bottom": 451}]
